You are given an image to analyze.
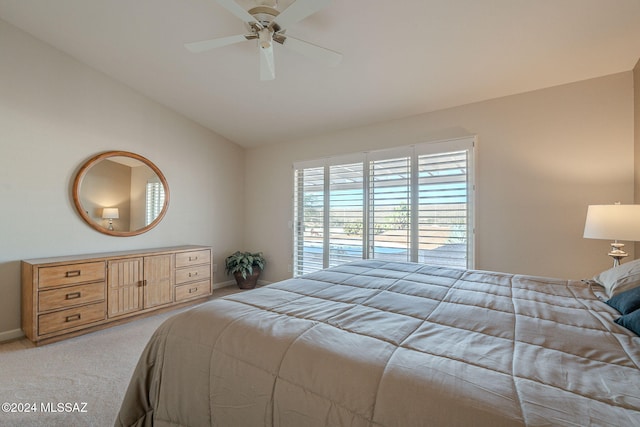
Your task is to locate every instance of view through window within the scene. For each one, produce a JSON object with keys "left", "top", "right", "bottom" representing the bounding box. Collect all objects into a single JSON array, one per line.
[{"left": 293, "top": 137, "right": 475, "bottom": 276}]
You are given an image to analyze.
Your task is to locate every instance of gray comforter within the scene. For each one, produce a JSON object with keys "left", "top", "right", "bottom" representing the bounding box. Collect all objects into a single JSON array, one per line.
[{"left": 115, "top": 260, "right": 640, "bottom": 426}]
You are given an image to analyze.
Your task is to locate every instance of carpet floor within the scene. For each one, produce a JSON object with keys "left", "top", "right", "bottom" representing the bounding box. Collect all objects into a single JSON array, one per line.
[{"left": 0, "top": 285, "right": 240, "bottom": 427}]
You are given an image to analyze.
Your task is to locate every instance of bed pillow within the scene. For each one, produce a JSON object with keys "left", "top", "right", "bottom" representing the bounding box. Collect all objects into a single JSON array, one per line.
[
  {"left": 615, "top": 309, "right": 640, "bottom": 336},
  {"left": 593, "top": 258, "right": 640, "bottom": 297},
  {"left": 606, "top": 286, "right": 640, "bottom": 315}
]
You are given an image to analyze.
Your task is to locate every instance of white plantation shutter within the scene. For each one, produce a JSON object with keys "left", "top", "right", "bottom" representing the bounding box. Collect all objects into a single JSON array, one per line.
[
  {"left": 293, "top": 166, "right": 325, "bottom": 276},
  {"left": 145, "top": 180, "right": 165, "bottom": 226},
  {"left": 329, "top": 162, "right": 364, "bottom": 267},
  {"left": 369, "top": 156, "right": 411, "bottom": 262},
  {"left": 293, "top": 137, "right": 474, "bottom": 276},
  {"left": 417, "top": 150, "right": 469, "bottom": 267}
]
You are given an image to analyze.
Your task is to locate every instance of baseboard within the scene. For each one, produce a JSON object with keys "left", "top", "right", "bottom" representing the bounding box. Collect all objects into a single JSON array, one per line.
[
  {"left": 214, "top": 280, "right": 272, "bottom": 289},
  {"left": 0, "top": 328, "right": 25, "bottom": 343},
  {"left": 212, "top": 280, "right": 236, "bottom": 290}
]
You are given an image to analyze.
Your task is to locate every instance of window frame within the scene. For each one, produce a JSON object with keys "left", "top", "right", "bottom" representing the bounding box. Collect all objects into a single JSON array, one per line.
[{"left": 292, "top": 136, "right": 475, "bottom": 276}]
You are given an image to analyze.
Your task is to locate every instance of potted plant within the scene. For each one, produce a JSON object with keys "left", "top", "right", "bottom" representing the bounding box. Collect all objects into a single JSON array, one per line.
[{"left": 225, "top": 251, "right": 265, "bottom": 289}]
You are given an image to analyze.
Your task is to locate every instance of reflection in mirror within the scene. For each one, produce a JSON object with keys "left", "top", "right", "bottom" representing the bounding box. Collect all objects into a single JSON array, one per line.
[{"left": 73, "top": 151, "right": 169, "bottom": 237}]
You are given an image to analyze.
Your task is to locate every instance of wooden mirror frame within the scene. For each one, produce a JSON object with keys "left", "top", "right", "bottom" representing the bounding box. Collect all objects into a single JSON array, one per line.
[{"left": 72, "top": 151, "right": 170, "bottom": 237}]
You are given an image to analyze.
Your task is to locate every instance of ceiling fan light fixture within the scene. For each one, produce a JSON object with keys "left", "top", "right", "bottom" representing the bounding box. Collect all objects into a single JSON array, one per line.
[{"left": 258, "top": 28, "right": 272, "bottom": 49}]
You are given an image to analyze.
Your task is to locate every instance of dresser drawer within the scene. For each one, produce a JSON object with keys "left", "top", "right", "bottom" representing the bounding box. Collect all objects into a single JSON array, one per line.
[
  {"left": 38, "top": 261, "right": 105, "bottom": 289},
  {"left": 38, "top": 302, "right": 106, "bottom": 336},
  {"left": 175, "top": 264, "right": 211, "bottom": 285},
  {"left": 39, "top": 282, "right": 105, "bottom": 312},
  {"left": 175, "top": 250, "right": 210, "bottom": 268},
  {"left": 175, "top": 280, "right": 211, "bottom": 302}
]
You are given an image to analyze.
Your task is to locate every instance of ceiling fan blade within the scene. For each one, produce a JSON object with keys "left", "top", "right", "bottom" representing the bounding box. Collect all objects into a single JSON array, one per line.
[
  {"left": 259, "top": 44, "right": 276, "bottom": 81},
  {"left": 271, "top": 0, "right": 331, "bottom": 29},
  {"left": 216, "top": 0, "right": 260, "bottom": 25},
  {"left": 281, "top": 35, "right": 342, "bottom": 67},
  {"left": 184, "top": 34, "right": 249, "bottom": 53}
]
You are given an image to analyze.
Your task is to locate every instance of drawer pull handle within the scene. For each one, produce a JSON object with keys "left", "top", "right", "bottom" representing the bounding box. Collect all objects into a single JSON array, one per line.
[
  {"left": 189, "top": 256, "right": 198, "bottom": 261},
  {"left": 65, "top": 314, "right": 81, "bottom": 322},
  {"left": 65, "top": 270, "right": 81, "bottom": 278},
  {"left": 188, "top": 287, "right": 198, "bottom": 294},
  {"left": 188, "top": 272, "right": 198, "bottom": 277},
  {"left": 65, "top": 292, "right": 81, "bottom": 300}
]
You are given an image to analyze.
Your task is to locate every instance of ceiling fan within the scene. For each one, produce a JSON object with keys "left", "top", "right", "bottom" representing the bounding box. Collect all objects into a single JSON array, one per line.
[{"left": 184, "top": 0, "right": 342, "bottom": 80}]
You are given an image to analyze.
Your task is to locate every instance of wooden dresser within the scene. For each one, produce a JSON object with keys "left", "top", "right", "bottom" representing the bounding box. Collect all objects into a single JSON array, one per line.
[{"left": 21, "top": 245, "right": 212, "bottom": 345}]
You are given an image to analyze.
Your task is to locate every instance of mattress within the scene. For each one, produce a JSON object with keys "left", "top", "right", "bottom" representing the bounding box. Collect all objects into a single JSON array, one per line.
[{"left": 115, "top": 260, "right": 640, "bottom": 426}]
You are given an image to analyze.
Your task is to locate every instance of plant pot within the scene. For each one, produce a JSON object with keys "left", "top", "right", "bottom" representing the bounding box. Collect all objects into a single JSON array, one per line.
[{"left": 233, "top": 267, "right": 261, "bottom": 289}]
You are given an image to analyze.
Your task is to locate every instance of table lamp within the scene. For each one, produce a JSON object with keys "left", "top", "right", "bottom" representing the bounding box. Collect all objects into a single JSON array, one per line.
[{"left": 583, "top": 203, "right": 640, "bottom": 267}]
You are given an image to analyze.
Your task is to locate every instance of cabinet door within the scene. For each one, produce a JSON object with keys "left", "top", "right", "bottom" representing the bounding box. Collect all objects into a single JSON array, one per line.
[
  {"left": 107, "top": 258, "right": 143, "bottom": 318},
  {"left": 144, "top": 254, "right": 174, "bottom": 308}
]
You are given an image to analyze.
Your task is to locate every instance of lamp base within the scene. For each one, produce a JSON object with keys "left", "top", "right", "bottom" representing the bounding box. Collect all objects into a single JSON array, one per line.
[{"left": 608, "top": 242, "right": 628, "bottom": 267}]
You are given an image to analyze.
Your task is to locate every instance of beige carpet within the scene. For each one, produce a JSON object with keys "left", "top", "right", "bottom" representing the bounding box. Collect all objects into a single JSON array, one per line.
[{"left": 0, "top": 285, "right": 241, "bottom": 427}]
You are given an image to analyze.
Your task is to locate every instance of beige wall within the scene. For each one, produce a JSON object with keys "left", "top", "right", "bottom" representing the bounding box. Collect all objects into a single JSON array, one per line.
[
  {"left": 635, "top": 59, "right": 640, "bottom": 256},
  {"left": 245, "top": 72, "right": 634, "bottom": 283},
  {"left": 0, "top": 20, "right": 245, "bottom": 340}
]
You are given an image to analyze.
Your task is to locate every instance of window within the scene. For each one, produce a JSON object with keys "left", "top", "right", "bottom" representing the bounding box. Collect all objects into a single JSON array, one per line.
[
  {"left": 293, "top": 137, "right": 475, "bottom": 276},
  {"left": 145, "top": 180, "right": 165, "bottom": 226},
  {"left": 369, "top": 155, "right": 411, "bottom": 262}
]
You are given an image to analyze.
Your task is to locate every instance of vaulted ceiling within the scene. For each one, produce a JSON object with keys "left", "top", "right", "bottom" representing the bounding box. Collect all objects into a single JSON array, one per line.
[{"left": 1, "top": 0, "right": 640, "bottom": 147}]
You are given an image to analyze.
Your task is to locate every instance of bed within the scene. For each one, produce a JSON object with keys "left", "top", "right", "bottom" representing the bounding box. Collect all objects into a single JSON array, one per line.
[{"left": 115, "top": 259, "right": 640, "bottom": 426}]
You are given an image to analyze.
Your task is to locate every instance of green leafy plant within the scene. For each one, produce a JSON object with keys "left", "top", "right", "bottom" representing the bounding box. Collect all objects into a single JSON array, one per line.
[
  {"left": 392, "top": 203, "right": 410, "bottom": 229},
  {"left": 225, "top": 251, "right": 266, "bottom": 279},
  {"left": 343, "top": 221, "right": 363, "bottom": 236}
]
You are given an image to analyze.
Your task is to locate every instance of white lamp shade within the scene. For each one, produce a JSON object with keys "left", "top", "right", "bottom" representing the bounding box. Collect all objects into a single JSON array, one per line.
[
  {"left": 583, "top": 204, "right": 640, "bottom": 241},
  {"left": 102, "top": 207, "right": 120, "bottom": 220}
]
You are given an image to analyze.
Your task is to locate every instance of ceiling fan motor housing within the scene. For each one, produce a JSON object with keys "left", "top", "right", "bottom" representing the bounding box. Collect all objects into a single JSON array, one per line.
[{"left": 247, "top": 6, "right": 281, "bottom": 32}]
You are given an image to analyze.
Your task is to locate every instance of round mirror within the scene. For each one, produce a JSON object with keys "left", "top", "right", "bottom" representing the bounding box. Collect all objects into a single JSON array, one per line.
[{"left": 72, "top": 151, "right": 170, "bottom": 236}]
